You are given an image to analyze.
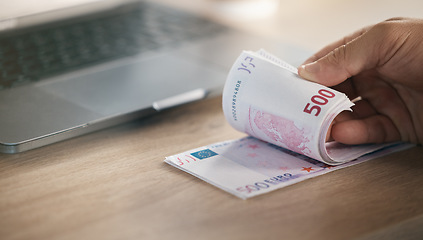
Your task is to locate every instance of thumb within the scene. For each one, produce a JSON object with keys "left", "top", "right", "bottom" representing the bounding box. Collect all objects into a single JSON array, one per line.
[{"left": 298, "top": 31, "right": 380, "bottom": 86}]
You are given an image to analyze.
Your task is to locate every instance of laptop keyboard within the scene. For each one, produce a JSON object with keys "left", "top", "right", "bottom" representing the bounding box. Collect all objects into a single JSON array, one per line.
[{"left": 0, "top": 2, "right": 227, "bottom": 89}]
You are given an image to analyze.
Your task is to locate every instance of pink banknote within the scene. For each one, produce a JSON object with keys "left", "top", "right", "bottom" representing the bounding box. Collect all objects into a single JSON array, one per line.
[
  {"left": 222, "top": 50, "right": 404, "bottom": 165},
  {"left": 165, "top": 50, "right": 413, "bottom": 199}
]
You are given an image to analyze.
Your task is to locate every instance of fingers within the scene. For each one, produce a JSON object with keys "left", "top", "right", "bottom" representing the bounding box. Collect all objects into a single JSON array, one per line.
[
  {"left": 302, "top": 26, "right": 371, "bottom": 65},
  {"left": 330, "top": 115, "right": 401, "bottom": 144},
  {"left": 303, "top": 17, "right": 421, "bottom": 145},
  {"left": 297, "top": 25, "right": 383, "bottom": 87},
  {"left": 298, "top": 18, "right": 419, "bottom": 87},
  {"left": 298, "top": 37, "right": 376, "bottom": 86},
  {"left": 326, "top": 100, "right": 378, "bottom": 143}
]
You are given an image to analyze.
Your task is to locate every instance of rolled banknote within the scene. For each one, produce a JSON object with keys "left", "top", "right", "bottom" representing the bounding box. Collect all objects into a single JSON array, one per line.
[{"left": 222, "top": 49, "right": 396, "bottom": 165}]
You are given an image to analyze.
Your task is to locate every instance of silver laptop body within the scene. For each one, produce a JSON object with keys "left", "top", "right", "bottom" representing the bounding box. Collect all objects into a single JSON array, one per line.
[{"left": 0, "top": 0, "right": 308, "bottom": 153}]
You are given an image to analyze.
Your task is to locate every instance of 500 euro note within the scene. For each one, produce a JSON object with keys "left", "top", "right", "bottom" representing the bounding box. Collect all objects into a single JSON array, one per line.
[
  {"left": 223, "top": 49, "right": 398, "bottom": 165},
  {"left": 165, "top": 50, "right": 413, "bottom": 199}
]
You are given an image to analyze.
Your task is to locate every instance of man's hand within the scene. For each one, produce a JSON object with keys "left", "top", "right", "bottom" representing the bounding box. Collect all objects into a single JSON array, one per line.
[{"left": 298, "top": 18, "right": 423, "bottom": 144}]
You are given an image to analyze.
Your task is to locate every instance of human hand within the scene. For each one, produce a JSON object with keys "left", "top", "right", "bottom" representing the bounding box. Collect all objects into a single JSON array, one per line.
[{"left": 298, "top": 17, "right": 423, "bottom": 145}]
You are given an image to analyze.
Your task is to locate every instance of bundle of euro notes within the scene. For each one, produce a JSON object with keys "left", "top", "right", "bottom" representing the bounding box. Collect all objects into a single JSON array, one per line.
[
  {"left": 222, "top": 49, "right": 398, "bottom": 165},
  {"left": 165, "top": 49, "right": 412, "bottom": 199}
]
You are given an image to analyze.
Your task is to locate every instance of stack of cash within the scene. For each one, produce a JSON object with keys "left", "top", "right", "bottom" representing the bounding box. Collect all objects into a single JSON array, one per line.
[{"left": 165, "top": 50, "right": 412, "bottom": 199}]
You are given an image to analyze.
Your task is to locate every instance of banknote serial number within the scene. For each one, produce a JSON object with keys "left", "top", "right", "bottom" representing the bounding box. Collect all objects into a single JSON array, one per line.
[
  {"left": 303, "top": 89, "right": 336, "bottom": 117},
  {"left": 236, "top": 173, "right": 293, "bottom": 194},
  {"left": 231, "top": 80, "right": 242, "bottom": 121}
]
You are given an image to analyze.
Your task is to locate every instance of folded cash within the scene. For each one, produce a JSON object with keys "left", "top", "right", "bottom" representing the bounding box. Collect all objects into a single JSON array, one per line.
[
  {"left": 165, "top": 50, "right": 413, "bottom": 199},
  {"left": 222, "top": 49, "right": 398, "bottom": 165}
]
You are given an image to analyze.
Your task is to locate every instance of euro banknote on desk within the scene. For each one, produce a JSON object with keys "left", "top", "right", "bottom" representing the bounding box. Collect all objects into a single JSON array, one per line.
[{"left": 165, "top": 49, "right": 413, "bottom": 199}]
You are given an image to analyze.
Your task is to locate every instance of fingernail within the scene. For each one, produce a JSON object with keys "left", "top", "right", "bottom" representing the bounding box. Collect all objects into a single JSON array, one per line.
[
  {"left": 299, "top": 61, "right": 320, "bottom": 81},
  {"left": 304, "top": 61, "right": 320, "bottom": 73}
]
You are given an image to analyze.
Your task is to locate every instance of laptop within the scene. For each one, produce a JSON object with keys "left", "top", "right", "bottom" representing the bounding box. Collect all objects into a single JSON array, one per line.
[{"left": 0, "top": 0, "right": 308, "bottom": 153}]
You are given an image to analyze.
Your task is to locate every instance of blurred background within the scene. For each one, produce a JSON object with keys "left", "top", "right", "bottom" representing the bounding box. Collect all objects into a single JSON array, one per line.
[{"left": 156, "top": 0, "right": 423, "bottom": 53}]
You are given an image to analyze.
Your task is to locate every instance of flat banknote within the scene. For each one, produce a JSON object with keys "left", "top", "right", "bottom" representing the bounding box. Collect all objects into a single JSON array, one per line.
[{"left": 165, "top": 137, "right": 411, "bottom": 199}]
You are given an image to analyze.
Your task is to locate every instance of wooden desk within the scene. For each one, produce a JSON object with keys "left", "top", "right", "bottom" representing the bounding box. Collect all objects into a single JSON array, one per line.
[
  {"left": 1, "top": 1, "right": 423, "bottom": 239},
  {"left": 1, "top": 96, "right": 423, "bottom": 240}
]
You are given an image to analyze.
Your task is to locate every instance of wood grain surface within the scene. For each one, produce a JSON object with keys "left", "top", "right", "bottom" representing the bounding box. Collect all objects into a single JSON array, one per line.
[
  {"left": 1, "top": 0, "right": 423, "bottom": 239},
  {"left": 1, "top": 97, "right": 422, "bottom": 240}
]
